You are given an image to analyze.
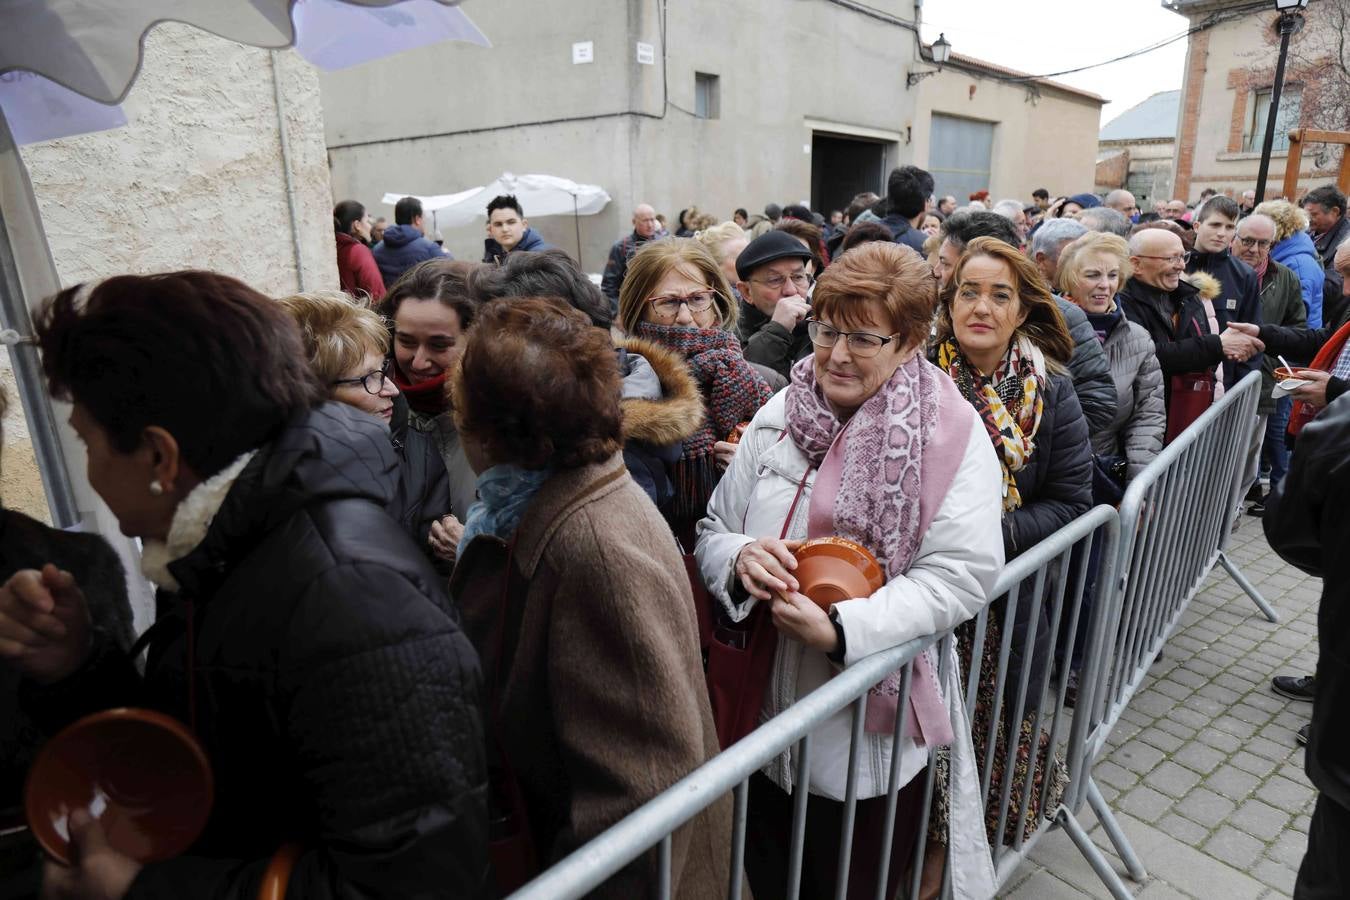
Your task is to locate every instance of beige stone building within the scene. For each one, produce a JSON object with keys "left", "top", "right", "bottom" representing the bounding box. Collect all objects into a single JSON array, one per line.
[
  {"left": 320, "top": 1, "right": 1103, "bottom": 268},
  {"left": 912, "top": 54, "right": 1105, "bottom": 204},
  {"left": 1167, "top": 0, "right": 1344, "bottom": 201}
]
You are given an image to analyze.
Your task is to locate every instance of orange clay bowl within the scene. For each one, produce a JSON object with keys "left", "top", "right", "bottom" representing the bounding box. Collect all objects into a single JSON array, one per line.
[
  {"left": 1273, "top": 366, "right": 1317, "bottom": 382},
  {"left": 25, "top": 707, "right": 213, "bottom": 865},
  {"left": 793, "top": 537, "right": 885, "bottom": 611}
]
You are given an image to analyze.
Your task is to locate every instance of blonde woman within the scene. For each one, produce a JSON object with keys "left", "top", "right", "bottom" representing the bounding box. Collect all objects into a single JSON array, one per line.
[
  {"left": 694, "top": 220, "right": 750, "bottom": 290},
  {"left": 1257, "top": 199, "right": 1324, "bottom": 328},
  {"left": 278, "top": 290, "right": 458, "bottom": 566},
  {"left": 618, "top": 240, "right": 772, "bottom": 544},
  {"left": 1056, "top": 232, "right": 1165, "bottom": 483}
]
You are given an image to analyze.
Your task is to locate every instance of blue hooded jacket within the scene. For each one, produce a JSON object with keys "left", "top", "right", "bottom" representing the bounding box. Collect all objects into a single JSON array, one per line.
[
  {"left": 481, "top": 227, "right": 551, "bottom": 263},
  {"left": 372, "top": 225, "right": 448, "bottom": 286},
  {"left": 1271, "top": 229, "right": 1325, "bottom": 328}
]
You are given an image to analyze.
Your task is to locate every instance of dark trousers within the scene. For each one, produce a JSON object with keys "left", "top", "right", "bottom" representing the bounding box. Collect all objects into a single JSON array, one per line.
[
  {"left": 1296, "top": 793, "right": 1350, "bottom": 899},
  {"left": 744, "top": 770, "right": 925, "bottom": 900}
]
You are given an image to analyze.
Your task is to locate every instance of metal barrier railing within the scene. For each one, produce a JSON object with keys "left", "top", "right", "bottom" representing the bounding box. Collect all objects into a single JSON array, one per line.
[
  {"left": 1066, "top": 370, "right": 1271, "bottom": 894},
  {"left": 505, "top": 372, "right": 1271, "bottom": 900},
  {"left": 508, "top": 507, "right": 1120, "bottom": 900}
]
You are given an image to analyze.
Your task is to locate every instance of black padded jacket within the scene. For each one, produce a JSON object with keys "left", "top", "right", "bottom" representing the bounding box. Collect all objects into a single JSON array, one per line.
[
  {"left": 1265, "top": 393, "right": 1350, "bottom": 812},
  {"left": 20, "top": 403, "right": 489, "bottom": 899}
]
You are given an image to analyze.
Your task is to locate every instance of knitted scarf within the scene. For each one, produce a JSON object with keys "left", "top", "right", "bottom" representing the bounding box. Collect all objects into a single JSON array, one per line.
[
  {"left": 785, "top": 352, "right": 933, "bottom": 571},
  {"left": 635, "top": 322, "right": 772, "bottom": 521},
  {"left": 936, "top": 335, "right": 1046, "bottom": 512},
  {"left": 783, "top": 353, "right": 951, "bottom": 743},
  {"left": 392, "top": 365, "right": 449, "bottom": 417}
]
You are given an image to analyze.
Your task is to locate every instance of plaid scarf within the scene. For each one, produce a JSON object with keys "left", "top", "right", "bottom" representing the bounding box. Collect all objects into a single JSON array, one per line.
[
  {"left": 635, "top": 321, "right": 772, "bottom": 522},
  {"left": 936, "top": 336, "right": 1046, "bottom": 512}
]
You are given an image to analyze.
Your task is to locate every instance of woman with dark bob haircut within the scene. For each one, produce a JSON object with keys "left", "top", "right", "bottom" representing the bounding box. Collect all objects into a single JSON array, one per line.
[
  {"left": 1, "top": 271, "right": 489, "bottom": 898},
  {"left": 696, "top": 241, "right": 1004, "bottom": 899},
  {"left": 449, "top": 297, "right": 736, "bottom": 898}
]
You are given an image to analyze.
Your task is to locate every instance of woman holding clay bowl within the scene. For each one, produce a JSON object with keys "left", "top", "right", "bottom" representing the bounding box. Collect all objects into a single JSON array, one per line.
[{"left": 695, "top": 241, "right": 1004, "bottom": 900}]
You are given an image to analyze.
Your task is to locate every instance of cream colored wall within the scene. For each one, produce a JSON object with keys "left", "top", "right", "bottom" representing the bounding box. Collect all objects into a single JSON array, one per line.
[
  {"left": 18, "top": 25, "right": 336, "bottom": 293},
  {"left": 911, "top": 68, "right": 1103, "bottom": 199},
  {"left": 1180, "top": 5, "right": 1339, "bottom": 200}
]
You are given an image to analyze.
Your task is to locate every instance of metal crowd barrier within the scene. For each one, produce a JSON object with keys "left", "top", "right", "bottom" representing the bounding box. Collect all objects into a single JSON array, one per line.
[
  {"left": 1065, "top": 371, "right": 1270, "bottom": 895},
  {"left": 508, "top": 507, "right": 1120, "bottom": 900},
  {"left": 506, "top": 372, "right": 1270, "bottom": 900}
]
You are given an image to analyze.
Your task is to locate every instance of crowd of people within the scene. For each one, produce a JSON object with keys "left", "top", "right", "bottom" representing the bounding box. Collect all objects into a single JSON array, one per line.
[{"left": 1, "top": 168, "right": 1348, "bottom": 900}]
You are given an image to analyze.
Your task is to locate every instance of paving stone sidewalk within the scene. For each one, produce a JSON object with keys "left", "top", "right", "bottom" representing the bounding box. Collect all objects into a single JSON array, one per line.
[{"left": 1001, "top": 517, "right": 1322, "bottom": 899}]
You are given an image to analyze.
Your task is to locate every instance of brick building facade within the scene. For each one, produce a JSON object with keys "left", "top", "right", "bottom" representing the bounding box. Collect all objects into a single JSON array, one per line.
[{"left": 1167, "top": 0, "right": 1342, "bottom": 201}]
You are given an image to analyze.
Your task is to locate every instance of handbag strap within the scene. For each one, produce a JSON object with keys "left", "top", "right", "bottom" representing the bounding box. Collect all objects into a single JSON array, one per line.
[
  {"left": 780, "top": 464, "right": 811, "bottom": 542},
  {"left": 1199, "top": 296, "right": 1226, "bottom": 400}
]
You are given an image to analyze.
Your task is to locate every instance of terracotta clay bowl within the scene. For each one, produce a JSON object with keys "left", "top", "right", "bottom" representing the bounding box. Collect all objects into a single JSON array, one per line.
[
  {"left": 25, "top": 707, "right": 213, "bottom": 865},
  {"left": 1273, "top": 366, "right": 1316, "bottom": 383},
  {"left": 793, "top": 537, "right": 885, "bottom": 611}
]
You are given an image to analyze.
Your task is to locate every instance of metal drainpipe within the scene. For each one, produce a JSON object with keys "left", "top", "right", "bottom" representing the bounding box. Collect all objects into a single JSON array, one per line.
[{"left": 271, "top": 51, "right": 306, "bottom": 292}]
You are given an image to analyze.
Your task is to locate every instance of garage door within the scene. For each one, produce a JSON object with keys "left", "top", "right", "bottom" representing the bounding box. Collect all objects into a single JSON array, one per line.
[{"left": 929, "top": 114, "right": 995, "bottom": 202}]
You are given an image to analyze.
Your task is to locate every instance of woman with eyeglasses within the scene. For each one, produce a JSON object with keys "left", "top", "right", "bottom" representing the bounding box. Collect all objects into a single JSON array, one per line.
[
  {"left": 278, "top": 291, "right": 454, "bottom": 566},
  {"left": 385, "top": 258, "right": 483, "bottom": 561},
  {"left": 696, "top": 241, "right": 1004, "bottom": 899},
  {"left": 618, "top": 240, "right": 773, "bottom": 545},
  {"left": 5, "top": 272, "right": 488, "bottom": 898}
]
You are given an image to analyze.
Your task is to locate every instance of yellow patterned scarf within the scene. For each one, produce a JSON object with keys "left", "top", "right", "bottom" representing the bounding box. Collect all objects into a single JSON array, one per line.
[{"left": 936, "top": 336, "right": 1045, "bottom": 511}]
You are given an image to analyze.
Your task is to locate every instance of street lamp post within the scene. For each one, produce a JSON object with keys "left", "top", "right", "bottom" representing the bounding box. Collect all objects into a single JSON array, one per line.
[
  {"left": 906, "top": 33, "right": 952, "bottom": 88},
  {"left": 1253, "top": 0, "right": 1310, "bottom": 202}
]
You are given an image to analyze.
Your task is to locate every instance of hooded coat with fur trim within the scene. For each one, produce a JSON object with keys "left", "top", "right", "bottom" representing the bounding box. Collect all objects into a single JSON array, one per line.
[
  {"left": 616, "top": 337, "right": 705, "bottom": 511},
  {"left": 1119, "top": 271, "right": 1228, "bottom": 409}
]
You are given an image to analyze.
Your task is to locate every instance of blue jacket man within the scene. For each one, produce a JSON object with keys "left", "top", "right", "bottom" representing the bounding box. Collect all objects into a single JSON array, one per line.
[{"left": 373, "top": 196, "right": 448, "bottom": 285}]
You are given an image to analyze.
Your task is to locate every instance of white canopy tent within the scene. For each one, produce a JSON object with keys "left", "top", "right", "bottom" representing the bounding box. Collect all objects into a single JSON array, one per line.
[
  {"left": 0, "top": 1, "right": 488, "bottom": 615},
  {"left": 384, "top": 172, "right": 611, "bottom": 265}
]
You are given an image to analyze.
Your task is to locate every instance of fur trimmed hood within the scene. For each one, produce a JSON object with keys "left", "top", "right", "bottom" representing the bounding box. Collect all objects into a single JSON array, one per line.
[
  {"left": 618, "top": 336, "right": 705, "bottom": 446},
  {"left": 1182, "top": 270, "right": 1222, "bottom": 301}
]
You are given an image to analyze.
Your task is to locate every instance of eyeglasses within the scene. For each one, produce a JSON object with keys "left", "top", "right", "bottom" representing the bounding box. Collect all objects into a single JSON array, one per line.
[
  {"left": 806, "top": 320, "right": 902, "bottom": 358},
  {"left": 648, "top": 291, "right": 720, "bottom": 318},
  {"left": 332, "top": 359, "right": 392, "bottom": 395},
  {"left": 1134, "top": 251, "right": 1192, "bottom": 266},
  {"left": 1236, "top": 236, "right": 1273, "bottom": 251},
  {"left": 750, "top": 271, "right": 813, "bottom": 291}
]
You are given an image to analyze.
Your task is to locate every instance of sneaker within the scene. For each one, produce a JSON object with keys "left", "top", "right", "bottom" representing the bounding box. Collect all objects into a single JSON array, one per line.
[
  {"left": 1247, "top": 498, "right": 1265, "bottom": 517},
  {"left": 1297, "top": 723, "right": 1310, "bottom": 746},
  {"left": 1245, "top": 483, "right": 1264, "bottom": 503},
  {"left": 1272, "top": 674, "right": 1316, "bottom": 701}
]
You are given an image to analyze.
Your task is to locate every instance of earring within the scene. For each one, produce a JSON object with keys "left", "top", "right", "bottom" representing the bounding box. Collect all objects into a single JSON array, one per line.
[{"left": 149, "top": 480, "right": 164, "bottom": 496}]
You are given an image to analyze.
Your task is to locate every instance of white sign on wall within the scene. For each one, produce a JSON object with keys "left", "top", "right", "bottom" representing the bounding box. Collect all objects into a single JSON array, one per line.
[
  {"left": 572, "top": 41, "right": 594, "bottom": 65},
  {"left": 636, "top": 42, "right": 655, "bottom": 65}
]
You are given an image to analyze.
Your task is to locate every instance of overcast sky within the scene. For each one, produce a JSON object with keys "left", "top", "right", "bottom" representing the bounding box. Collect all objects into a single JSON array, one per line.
[{"left": 917, "top": 0, "right": 1192, "bottom": 129}]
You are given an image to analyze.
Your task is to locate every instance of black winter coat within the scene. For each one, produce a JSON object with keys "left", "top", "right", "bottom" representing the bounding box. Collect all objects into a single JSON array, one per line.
[
  {"left": 1, "top": 511, "right": 134, "bottom": 813},
  {"left": 1264, "top": 392, "right": 1350, "bottom": 811},
  {"left": 1119, "top": 276, "right": 1226, "bottom": 408},
  {"left": 1258, "top": 318, "right": 1350, "bottom": 410},
  {"left": 20, "top": 403, "right": 489, "bottom": 899},
  {"left": 389, "top": 395, "right": 453, "bottom": 561},
  {"left": 1186, "top": 248, "right": 1263, "bottom": 389},
  {"left": 1005, "top": 372, "right": 1093, "bottom": 558},
  {"left": 736, "top": 298, "right": 813, "bottom": 381},
  {"left": 1056, "top": 297, "right": 1118, "bottom": 433}
]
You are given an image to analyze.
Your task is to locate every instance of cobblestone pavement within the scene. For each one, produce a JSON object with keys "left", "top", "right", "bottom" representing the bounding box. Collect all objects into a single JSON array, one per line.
[{"left": 1001, "top": 517, "right": 1321, "bottom": 899}]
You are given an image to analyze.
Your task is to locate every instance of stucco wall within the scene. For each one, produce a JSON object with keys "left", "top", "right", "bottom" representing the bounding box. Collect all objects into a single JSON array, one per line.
[
  {"left": 911, "top": 68, "right": 1103, "bottom": 201},
  {"left": 3, "top": 22, "right": 336, "bottom": 559},
  {"left": 322, "top": 0, "right": 922, "bottom": 271},
  {"left": 18, "top": 23, "right": 336, "bottom": 293}
]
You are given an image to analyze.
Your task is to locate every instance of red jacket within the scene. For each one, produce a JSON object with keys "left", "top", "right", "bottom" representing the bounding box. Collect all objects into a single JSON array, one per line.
[{"left": 335, "top": 232, "right": 386, "bottom": 303}]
